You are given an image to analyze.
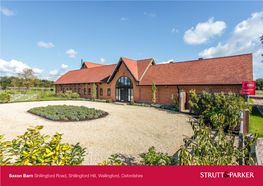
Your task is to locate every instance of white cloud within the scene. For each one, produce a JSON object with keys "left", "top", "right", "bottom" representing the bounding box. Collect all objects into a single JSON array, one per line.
[
  {"left": 143, "top": 12, "right": 156, "bottom": 18},
  {"left": 100, "top": 58, "right": 105, "bottom": 63},
  {"left": 121, "top": 17, "right": 128, "bottom": 21},
  {"left": 198, "top": 12, "right": 263, "bottom": 71},
  {"left": 0, "top": 6, "right": 15, "bottom": 16},
  {"left": 184, "top": 17, "right": 226, "bottom": 45},
  {"left": 65, "top": 49, "right": 77, "bottom": 58},
  {"left": 160, "top": 59, "right": 174, "bottom": 64},
  {"left": 172, "top": 28, "right": 179, "bottom": 33},
  {"left": 61, "top": 64, "right": 68, "bottom": 69},
  {"left": 37, "top": 41, "right": 54, "bottom": 48},
  {"left": 46, "top": 64, "right": 68, "bottom": 81},
  {"left": 0, "top": 59, "right": 44, "bottom": 77}
]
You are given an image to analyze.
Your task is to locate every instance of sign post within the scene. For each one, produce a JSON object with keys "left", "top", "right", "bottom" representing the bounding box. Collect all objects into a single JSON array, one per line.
[{"left": 242, "top": 81, "right": 256, "bottom": 104}]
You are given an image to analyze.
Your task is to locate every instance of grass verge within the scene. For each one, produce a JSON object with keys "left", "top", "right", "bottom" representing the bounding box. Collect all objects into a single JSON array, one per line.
[{"left": 249, "top": 106, "right": 263, "bottom": 137}]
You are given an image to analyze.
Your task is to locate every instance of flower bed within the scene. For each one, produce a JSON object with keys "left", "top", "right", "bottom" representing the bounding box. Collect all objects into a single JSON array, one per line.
[{"left": 28, "top": 105, "right": 108, "bottom": 122}]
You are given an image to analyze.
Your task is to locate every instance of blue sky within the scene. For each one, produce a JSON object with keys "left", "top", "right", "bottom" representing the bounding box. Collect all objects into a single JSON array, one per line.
[{"left": 1, "top": 1, "right": 263, "bottom": 81}]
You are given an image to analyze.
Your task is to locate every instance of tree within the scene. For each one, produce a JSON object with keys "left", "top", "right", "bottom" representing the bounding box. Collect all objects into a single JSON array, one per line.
[
  {"left": 92, "top": 83, "right": 97, "bottom": 99},
  {"left": 256, "top": 78, "right": 263, "bottom": 90},
  {"left": 152, "top": 82, "right": 157, "bottom": 103},
  {"left": 10, "top": 78, "right": 18, "bottom": 91},
  {"left": 34, "top": 79, "right": 40, "bottom": 90},
  {"left": 17, "top": 68, "right": 36, "bottom": 91}
]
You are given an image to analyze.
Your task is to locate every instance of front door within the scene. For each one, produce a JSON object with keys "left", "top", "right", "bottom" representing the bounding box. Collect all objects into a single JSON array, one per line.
[{"left": 120, "top": 88, "right": 128, "bottom": 102}]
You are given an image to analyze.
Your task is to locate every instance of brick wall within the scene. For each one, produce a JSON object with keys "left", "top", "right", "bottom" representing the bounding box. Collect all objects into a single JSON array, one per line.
[
  {"left": 56, "top": 78, "right": 242, "bottom": 106},
  {"left": 138, "top": 85, "right": 178, "bottom": 105}
]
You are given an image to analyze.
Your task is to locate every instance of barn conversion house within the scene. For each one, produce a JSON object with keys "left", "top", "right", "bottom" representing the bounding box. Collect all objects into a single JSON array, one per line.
[{"left": 54, "top": 53, "right": 253, "bottom": 106}]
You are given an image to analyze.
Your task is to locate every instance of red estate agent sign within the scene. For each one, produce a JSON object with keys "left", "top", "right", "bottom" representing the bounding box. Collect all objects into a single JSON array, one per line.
[{"left": 242, "top": 81, "right": 256, "bottom": 95}]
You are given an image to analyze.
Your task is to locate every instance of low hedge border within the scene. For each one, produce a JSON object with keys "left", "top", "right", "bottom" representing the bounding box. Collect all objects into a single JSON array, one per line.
[{"left": 131, "top": 102, "right": 178, "bottom": 112}]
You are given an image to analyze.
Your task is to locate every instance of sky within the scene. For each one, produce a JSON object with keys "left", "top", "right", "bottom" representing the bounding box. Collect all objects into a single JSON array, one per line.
[{"left": 1, "top": 1, "right": 263, "bottom": 81}]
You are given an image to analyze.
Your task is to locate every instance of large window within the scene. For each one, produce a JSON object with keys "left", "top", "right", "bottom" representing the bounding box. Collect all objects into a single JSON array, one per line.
[
  {"left": 63, "top": 88, "right": 65, "bottom": 93},
  {"left": 107, "top": 88, "right": 111, "bottom": 96},
  {"left": 88, "top": 88, "right": 91, "bottom": 95},
  {"left": 100, "top": 88, "right": 103, "bottom": 96},
  {"left": 79, "top": 88, "right": 81, "bottom": 95},
  {"left": 116, "top": 76, "right": 133, "bottom": 102},
  {"left": 84, "top": 88, "right": 86, "bottom": 95},
  {"left": 75, "top": 88, "right": 77, "bottom": 93}
]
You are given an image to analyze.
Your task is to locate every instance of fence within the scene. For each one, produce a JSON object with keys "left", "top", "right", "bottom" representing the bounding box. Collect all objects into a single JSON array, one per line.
[{"left": 239, "top": 109, "right": 261, "bottom": 165}]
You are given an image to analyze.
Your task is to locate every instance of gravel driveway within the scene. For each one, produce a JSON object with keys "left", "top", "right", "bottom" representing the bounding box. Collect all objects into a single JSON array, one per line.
[{"left": 0, "top": 101, "right": 194, "bottom": 165}]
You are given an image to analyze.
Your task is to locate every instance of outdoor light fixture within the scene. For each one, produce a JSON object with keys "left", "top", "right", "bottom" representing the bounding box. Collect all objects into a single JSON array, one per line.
[{"left": 165, "top": 86, "right": 168, "bottom": 88}]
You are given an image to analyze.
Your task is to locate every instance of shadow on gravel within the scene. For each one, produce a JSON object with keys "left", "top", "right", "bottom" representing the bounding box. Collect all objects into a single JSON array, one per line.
[{"left": 118, "top": 154, "right": 139, "bottom": 165}]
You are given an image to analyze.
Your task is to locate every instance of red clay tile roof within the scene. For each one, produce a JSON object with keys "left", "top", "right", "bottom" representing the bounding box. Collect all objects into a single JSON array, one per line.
[
  {"left": 84, "top": 62, "right": 105, "bottom": 68},
  {"left": 139, "top": 54, "right": 253, "bottom": 85},
  {"left": 54, "top": 64, "right": 116, "bottom": 84},
  {"left": 121, "top": 57, "right": 139, "bottom": 80},
  {"left": 137, "top": 58, "right": 154, "bottom": 80}
]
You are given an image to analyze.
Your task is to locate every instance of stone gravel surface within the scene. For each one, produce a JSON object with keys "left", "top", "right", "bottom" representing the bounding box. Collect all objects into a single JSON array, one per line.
[{"left": 0, "top": 101, "right": 194, "bottom": 165}]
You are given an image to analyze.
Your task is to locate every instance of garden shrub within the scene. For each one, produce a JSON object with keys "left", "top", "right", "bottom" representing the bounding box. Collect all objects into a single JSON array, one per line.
[
  {"left": 106, "top": 99, "right": 112, "bottom": 103},
  {"left": 171, "top": 94, "right": 179, "bottom": 110},
  {"left": 188, "top": 90, "right": 252, "bottom": 129},
  {"left": 130, "top": 100, "right": 135, "bottom": 105},
  {"left": 178, "top": 118, "right": 258, "bottom": 165},
  {"left": 92, "top": 83, "right": 96, "bottom": 99},
  {"left": 0, "top": 92, "right": 11, "bottom": 103},
  {"left": 71, "top": 92, "right": 80, "bottom": 98},
  {"left": 0, "top": 126, "right": 86, "bottom": 165},
  {"left": 99, "top": 154, "right": 122, "bottom": 165},
  {"left": 56, "top": 91, "right": 65, "bottom": 99},
  {"left": 65, "top": 91, "right": 72, "bottom": 100},
  {"left": 141, "top": 146, "right": 176, "bottom": 165},
  {"left": 152, "top": 82, "right": 157, "bottom": 103}
]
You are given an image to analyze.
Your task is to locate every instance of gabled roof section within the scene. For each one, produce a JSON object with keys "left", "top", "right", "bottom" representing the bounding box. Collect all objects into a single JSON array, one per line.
[
  {"left": 137, "top": 58, "right": 155, "bottom": 81},
  {"left": 107, "top": 57, "right": 155, "bottom": 83},
  {"left": 82, "top": 62, "right": 105, "bottom": 69},
  {"left": 121, "top": 57, "right": 139, "bottom": 80},
  {"left": 54, "top": 64, "right": 116, "bottom": 84},
  {"left": 139, "top": 53, "right": 253, "bottom": 85}
]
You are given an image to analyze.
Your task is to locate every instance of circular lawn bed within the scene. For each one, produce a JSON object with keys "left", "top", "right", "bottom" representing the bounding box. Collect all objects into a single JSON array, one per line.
[{"left": 28, "top": 105, "right": 108, "bottom": 122}]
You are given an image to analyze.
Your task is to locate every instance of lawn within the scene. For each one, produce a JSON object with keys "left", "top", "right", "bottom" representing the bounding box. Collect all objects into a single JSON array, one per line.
[
  {"left": 249, "top": 106, "right": 263, "bottom": 137},
  {"left": 256, "top": 93, "right": 263, "bottom": 95}
]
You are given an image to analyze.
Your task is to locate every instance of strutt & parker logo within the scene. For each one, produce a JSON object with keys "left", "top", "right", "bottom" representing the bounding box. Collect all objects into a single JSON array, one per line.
[{"left": 200, "top": 171, "right": 254, "bottom": 178}]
